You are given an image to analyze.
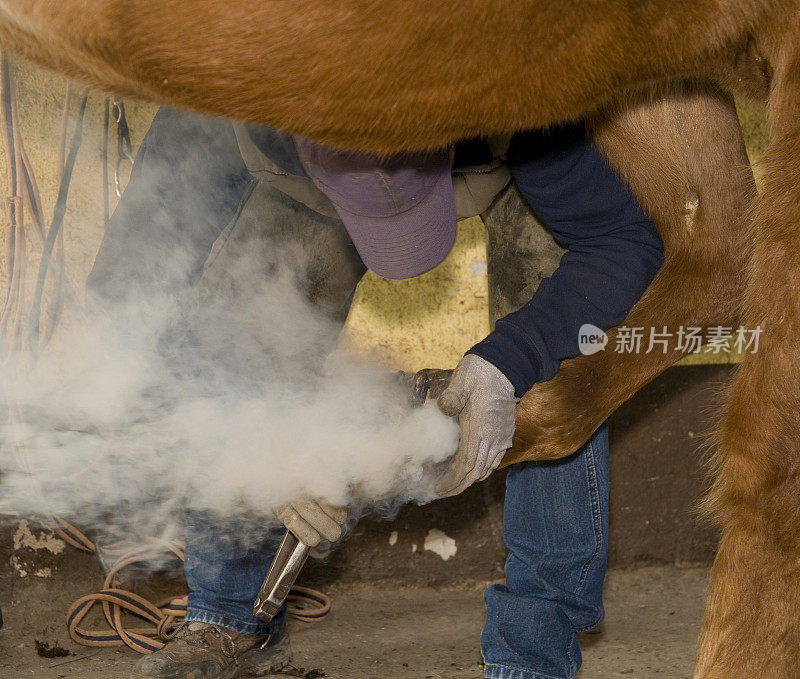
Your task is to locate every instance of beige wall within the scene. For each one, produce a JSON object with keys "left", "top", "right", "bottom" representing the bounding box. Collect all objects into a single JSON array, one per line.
[{"left": 0, "top": 59, "right": 768, "bottom": 371}]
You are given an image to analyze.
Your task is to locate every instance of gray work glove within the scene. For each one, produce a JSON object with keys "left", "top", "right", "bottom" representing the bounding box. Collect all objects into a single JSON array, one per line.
[
  {"left": 275, "top": 499, "right": 348, "bottom": 547},
  {"left": 436, "top": 354, "right": 519, "bottom": 497}
]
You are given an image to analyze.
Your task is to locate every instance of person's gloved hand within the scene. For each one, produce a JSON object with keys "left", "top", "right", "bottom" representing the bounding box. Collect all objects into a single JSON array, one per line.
[
  {"left": 436, "top": 354, "right": 519, "bottom": 497},
  {"left": 275, "top": 499, "right": 348, "bottom": 547}
]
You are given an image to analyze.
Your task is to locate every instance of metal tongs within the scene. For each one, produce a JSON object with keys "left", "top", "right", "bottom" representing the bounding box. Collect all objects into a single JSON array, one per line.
[
  {"left": 252, "top": 368, "right": 453, "bottom": 623},
  {"left": 253, "top": 530, "right": 310, "bottom": 622}
]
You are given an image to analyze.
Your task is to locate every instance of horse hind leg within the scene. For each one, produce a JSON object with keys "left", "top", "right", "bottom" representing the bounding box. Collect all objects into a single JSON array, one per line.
[{"left": 694, "top": 51, "right": 800, "bottom": 679}]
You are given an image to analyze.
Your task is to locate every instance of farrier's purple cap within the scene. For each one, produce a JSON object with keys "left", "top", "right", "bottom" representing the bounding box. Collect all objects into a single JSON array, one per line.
[{"left": 294, "top": 136, "right": 456, "bottom": 280}]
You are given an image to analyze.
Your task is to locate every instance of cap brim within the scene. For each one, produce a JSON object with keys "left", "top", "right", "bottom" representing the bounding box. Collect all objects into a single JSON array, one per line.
[{"left": 334, "top": 169, "right": 457, "bottom": 280}]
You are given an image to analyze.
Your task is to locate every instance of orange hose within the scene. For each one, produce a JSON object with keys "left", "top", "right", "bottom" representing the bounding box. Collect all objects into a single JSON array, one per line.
[{"left": 65, "top": 530, "right": 331, "bottom": 653}]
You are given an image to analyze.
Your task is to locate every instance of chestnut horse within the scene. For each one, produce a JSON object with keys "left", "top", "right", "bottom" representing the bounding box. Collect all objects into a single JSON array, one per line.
[{"left": 0, "top": 2, "right": 798, "bottom": 676}]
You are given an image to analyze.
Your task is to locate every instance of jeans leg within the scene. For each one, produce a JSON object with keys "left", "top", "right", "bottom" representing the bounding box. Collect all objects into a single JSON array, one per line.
[
  {"left": 482, "top": 422, "right": 610, "bottom": 679},
  {"left": 184, "top": 511, "right": 286, "bottom": 636},
  {"left": 183, "top": 181, "right": 364, "bottom": 638}
]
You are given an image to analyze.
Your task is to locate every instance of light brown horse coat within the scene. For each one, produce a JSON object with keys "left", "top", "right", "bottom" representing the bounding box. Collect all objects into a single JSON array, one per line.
[{"left": 1, "top": 2, "right": 798, "bottom": 676}]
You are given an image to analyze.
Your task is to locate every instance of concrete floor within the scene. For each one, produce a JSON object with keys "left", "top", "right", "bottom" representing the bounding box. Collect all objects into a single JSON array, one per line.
[{"left": 1, "top": 566, "right": 707, "bottom": 679}]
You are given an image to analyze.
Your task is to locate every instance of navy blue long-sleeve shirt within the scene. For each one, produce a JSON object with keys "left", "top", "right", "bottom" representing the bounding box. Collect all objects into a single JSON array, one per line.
[{"left": 469, "top": 124, "right": 664, "bottom": 397}]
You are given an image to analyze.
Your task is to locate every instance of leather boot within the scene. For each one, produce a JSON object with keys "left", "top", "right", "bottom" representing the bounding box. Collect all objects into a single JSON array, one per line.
[{"left": 130, "top": 621, "right": 291, "bottom": 679}]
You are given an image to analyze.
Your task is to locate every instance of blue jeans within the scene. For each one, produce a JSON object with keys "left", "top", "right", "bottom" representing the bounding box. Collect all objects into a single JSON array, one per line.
[
  {"left": 482, "top": 422, "right": 610, "bottom": 679},
  {"left": 182, "top": 422, "right": 610, "bottom": 679},
  {"left": 184, "top": 512, "right": 287, "bottom": 636}
]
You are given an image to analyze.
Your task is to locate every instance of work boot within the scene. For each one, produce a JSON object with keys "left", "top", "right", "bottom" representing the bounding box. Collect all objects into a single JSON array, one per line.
[{"left": 130, "top": 621, "right": 291, "bottom": 679}]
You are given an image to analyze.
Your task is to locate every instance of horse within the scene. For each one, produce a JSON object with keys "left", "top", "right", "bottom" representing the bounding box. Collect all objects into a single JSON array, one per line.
[{"left": 0, "top": 2, "right": 796, "bottom": 675}]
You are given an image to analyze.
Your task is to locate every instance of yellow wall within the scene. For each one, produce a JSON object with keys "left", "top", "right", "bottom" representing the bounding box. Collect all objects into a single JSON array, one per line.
[
  {"left": 0, "top": 60, "right": 769, "bottom": 372},
  {"left": 342, "top": 217, "right": 490, "bottom": 371}
]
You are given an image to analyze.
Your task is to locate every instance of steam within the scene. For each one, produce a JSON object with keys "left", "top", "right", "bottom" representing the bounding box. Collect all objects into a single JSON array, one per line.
[
  {"left": 0, "top": 271, "right": 459, "bottom": 542},
  {"left": 0, "top": 218, "right": 458, "bottom": 549}
]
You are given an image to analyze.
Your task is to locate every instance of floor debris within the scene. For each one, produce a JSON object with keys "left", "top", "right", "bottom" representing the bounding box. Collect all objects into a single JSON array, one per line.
[{"left": 35, "top": 640, "right": 71, "bottom": 658}]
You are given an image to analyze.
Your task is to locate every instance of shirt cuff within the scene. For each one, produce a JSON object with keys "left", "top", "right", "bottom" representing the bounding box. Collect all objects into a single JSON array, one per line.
[{"left": 467, "top": 319, "right": 552, "bottom": 398}]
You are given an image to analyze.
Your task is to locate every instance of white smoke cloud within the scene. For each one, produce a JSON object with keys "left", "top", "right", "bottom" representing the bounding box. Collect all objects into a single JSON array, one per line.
[
  {"left": 0, "top": 106, "right": 461, "bottom": 558},
  {"left": 0, "top": 251, "right": 458, "bottom": 546}
]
